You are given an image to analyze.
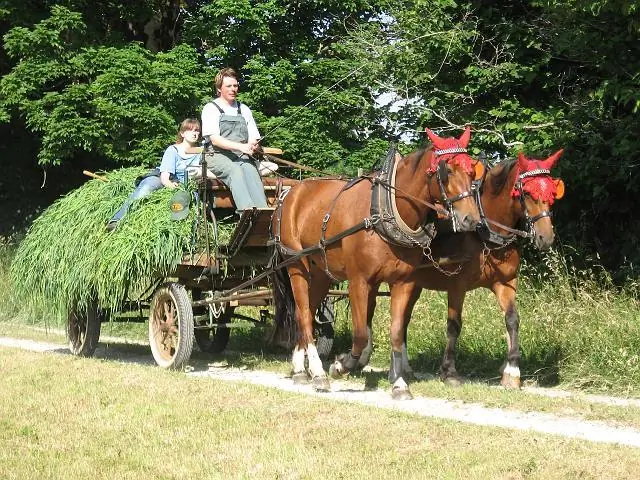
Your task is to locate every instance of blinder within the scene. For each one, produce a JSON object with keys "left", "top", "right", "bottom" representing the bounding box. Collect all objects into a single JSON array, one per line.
[
  {"left": 554, "top": 179, "right": 565, "bottom": 200},
  {"left": 437, "top": 159, "right": 449, "bottom": 184},
  {"left": 474, "top": 160, "right": 485, "bottom": 181}
]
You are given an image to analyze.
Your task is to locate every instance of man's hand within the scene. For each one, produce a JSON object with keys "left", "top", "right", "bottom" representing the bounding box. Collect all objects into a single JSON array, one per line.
[{"left": 242, "top": 139, "right": 261, "bottom": 156}]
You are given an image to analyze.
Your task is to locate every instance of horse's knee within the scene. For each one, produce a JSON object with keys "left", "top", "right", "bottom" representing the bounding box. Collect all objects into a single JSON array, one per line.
[
  {"left": 446, "top": 317, "right": 461, "bottom": 337},
  {"left": 505, "top": 305, "right": 519, "bottom": 330}
]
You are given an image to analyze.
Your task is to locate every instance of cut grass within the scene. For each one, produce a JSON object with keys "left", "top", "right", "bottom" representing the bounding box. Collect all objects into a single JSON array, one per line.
[
  {"left": 2, "top": 347, "right": 640, "bottom": 479},
  {"left": 4, "top": 321, "right": 640, "bottom": 434}
]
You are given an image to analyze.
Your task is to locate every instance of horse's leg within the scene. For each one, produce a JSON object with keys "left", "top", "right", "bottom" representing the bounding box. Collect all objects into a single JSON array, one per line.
[
  {"left": 493, "top": 280, "right": 521, "bottom": 389},
  {"left": 329, "top": 277, "right": 374, "bottom": 378},
  {"left": 357, "top": 287, "right": 377, "bottom": 368},
  {"left": 305, "top": 269, "right": 332, "bottom": 391},
  {"left": 440, "top": 289, "right": 466, "bottom": 386},
  {"left": 388, "top": 281, "right": 417, "bottom": 400},
  {"left": 400, "top": 285, "right": 421, "bottom": 382},
  {"left": 288, "top": 263, "right": 330, "bottom": 391}
]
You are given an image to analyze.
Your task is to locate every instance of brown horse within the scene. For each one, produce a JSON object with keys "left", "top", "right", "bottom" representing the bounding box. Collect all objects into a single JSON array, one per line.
[
  {"left": 271, "top": 127, "right": 484, "bottom": 399},
  {"left": 379, "top": 149, "right": 565, "bottom": 388}
]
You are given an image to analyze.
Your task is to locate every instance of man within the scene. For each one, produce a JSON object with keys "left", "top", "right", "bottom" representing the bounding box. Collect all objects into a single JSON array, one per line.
[{"left": 201, "top": 67, "right": 268, "bottom": 211}]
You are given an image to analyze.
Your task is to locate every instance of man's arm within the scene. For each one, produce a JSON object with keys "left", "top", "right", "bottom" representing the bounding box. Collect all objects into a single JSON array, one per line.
[{"left": 209, "top": 134, "right": 259, "bottom": 156}]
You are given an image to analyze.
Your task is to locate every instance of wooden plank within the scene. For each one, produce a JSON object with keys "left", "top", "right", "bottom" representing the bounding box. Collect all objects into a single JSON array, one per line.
[{"left": 226, "top": 208, "right": 275, "bottom": 253}]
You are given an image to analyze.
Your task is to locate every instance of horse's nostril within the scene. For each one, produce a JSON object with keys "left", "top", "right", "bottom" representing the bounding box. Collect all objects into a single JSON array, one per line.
[{"left": 460, "top": 214, "right": 477, "bottom": 231}]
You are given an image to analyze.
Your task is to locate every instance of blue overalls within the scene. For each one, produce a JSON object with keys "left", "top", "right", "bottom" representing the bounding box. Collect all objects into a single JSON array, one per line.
[{"left": 206, "top": 102, "right": 268, "bottom": 210}]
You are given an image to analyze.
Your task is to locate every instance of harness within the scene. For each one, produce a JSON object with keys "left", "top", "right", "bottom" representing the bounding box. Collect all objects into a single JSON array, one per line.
[
  {"left": 431, "top": 146, "right": 475, "bottom": 232},
  {"left": 370, "top": 145, "right": 436, "bottom": 248},
  {"left": 271, "top": 144, "right": 449, "bottom": 280},
  {"left": 272, "top": 177, "right": 376, "bottom": 282}
]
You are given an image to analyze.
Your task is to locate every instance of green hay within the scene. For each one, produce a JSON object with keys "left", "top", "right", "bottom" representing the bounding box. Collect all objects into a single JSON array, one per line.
[{"left": 10, "top": 167, "right": 230, "bottom": 316}]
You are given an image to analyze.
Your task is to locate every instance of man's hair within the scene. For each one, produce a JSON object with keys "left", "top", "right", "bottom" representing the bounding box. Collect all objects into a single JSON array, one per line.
[
  {"left": 214, "top": 67, "right": 239, "bottom": 92},
  {"left": 176, "top": 118, "right": 201, "bottom": 143}
]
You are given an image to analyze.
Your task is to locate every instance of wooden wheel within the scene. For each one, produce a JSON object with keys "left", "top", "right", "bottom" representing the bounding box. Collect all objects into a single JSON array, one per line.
[
  {"left": 67, "top": 300, "right": 102, "bottom": 357},
  {"left": 148, "top": 283, "right": 194, "bottom": 369}
]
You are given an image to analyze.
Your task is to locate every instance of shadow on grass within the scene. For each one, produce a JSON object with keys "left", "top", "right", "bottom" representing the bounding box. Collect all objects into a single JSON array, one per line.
[
  {"left": 329, "top": 328, "right": 563, "bottom": 388},
  {"left": 74, "top": 318, "right": 563, "bottom": 391}
]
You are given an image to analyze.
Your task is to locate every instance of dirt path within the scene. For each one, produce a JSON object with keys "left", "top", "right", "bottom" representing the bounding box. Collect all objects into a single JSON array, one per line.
[{"left": 2, "top": 335, "right": 640, "bottom": 448}]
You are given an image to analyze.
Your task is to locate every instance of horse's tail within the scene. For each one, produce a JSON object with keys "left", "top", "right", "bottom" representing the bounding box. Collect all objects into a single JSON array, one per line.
[{"left": 268, "top": 249, "right": 298, "bottom": 350}]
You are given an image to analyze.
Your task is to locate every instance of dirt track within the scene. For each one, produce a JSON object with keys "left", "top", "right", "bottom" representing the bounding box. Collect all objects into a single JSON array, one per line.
[{"left": 2, "top": 335, "right": 640, "bottom": 448}]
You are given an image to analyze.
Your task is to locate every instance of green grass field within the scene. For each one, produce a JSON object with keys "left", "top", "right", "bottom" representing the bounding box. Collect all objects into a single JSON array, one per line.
[
  {"left": 3, "top": 234, "right": 640, "bottom": 397},
  {"left": 4, "top": 236, "right": 640, "bottom": 477},
  {"left": 2, "top": 347, "right": 640, "bottom": 479}
]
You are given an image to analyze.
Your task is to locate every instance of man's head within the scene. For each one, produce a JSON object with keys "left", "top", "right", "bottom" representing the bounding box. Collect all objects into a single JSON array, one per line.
[{"left": 214, "top": 67, "right": 239, "bottom": 103}]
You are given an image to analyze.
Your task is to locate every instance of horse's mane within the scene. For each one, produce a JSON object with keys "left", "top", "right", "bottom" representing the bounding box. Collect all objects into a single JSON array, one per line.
[
  {"left": 406, "top": 147, "right": 430, "bottom": 174},
  {"left": 487, "top": 159, "right": 517, "bottom": 195}
]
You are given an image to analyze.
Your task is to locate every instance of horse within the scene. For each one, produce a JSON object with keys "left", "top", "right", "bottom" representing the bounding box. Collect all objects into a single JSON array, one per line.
[
  {"left": 372, "top": 149, "right": 565, "bottom": 388},
  {"left": 271, "top": 127, "right": 485, "bottom": 400}
]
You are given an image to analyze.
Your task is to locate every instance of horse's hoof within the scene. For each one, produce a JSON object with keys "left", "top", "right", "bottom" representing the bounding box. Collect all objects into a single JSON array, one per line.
[
  {"left": 391, "top": 386, "right": 413, "bottom": 401},
  {"left": 329, "top": 361, "right": 345, "bottom": 379},
  {"left": 312, "top": 375, "right": 331, "bottom": 392},
  {"left": 292, "top": 372, "right": 310, "bottom": 384},
  {"left": 501, "top": 373, "right": 521, "bottom": 389},
  {"left": 442, "top": 375, "right": 463, "bottom": 387}
]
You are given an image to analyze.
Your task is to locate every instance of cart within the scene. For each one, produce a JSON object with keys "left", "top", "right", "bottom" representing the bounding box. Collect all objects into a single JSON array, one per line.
[{"left": 66, "top": 171, "right": 339, "bottom": 369}]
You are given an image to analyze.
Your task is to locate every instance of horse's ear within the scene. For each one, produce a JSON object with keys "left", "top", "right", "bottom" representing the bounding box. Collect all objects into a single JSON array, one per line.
[
  {"left": 425, "top": 128, "right": 441, "bottom": 147},
  {"left": 517, "top": 151, "right": 529, "bottom": 170},
  {"left": 554, "top": 179, "right": 565, "bottom": 200},
  {"left": 458, "top": 126, "right": 471, "bottom": 148},
  {"left": 540, "top": 149, "right": 564, "bottom": 170}
]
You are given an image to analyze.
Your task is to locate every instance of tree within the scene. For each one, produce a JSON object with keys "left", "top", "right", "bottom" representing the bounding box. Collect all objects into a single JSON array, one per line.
[{"left": 0, "top": 5, "right": 210, "bottom": 166}]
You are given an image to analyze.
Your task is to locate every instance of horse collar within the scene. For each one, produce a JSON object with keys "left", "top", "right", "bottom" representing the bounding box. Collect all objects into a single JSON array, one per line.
[{"left": 370, "top": 144, "right": 435, "bottom": 248}]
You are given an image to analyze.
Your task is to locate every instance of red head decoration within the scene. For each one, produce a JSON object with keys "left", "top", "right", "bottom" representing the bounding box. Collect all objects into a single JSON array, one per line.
[
  {"left": 425, "top": 126, "right": 484, "bottom": 179},
  {"left": 513, "top": 149, "right": 565, "bottom": 205}
]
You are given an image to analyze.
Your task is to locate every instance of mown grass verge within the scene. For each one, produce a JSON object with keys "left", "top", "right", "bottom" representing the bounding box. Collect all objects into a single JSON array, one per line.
[{"left": 2, "top": 347, "right": 640, "bottom": 479}]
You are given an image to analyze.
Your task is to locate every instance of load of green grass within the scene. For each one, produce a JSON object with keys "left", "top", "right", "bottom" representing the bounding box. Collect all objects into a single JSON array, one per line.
[{"left": 10, "top": 167, "right": 214, "bottom": 318}]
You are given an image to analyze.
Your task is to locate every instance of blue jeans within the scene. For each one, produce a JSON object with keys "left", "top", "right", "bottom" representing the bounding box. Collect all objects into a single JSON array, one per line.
[{"left": 109, "top": 176, "right": 164, "bottom": 223}]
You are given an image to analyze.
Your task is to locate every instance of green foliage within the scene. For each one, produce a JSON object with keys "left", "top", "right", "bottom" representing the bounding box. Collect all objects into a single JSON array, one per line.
[
  {"left": 1, "top": 0, "right": 640, "bottom": 277},
  {"left": 9, "top": 168, "right": 198, "bottom": 316},
  {"left": 0, "top": 6, "right": 210, "bottom": 166}
]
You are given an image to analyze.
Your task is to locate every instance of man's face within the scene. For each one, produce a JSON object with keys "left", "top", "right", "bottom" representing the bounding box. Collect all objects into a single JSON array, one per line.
[{"left": 218, "top": 76, "right": 239, "bottom": 103}]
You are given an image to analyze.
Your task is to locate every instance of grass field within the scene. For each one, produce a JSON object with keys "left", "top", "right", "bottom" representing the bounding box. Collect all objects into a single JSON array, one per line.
[
  {"left": 3, "top": 346, "right": 640, "bottom": 479},
  {"left": 4, "top": 236, "right": 640, "bottom": 477}
]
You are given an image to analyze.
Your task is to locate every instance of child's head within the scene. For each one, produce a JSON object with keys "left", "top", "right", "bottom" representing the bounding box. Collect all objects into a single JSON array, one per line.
[{"left": 176, "top": 118, "right": 201, "bottom": 143}]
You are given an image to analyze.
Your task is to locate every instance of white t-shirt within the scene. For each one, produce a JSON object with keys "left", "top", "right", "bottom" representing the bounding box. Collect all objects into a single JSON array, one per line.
[{"left": 201, "top": 99, "right": 260, "bottom": 140}]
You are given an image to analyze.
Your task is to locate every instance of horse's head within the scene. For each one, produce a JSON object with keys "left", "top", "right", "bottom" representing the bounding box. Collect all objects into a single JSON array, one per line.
[
  {"left": 425, "top": 126, "right": 484, "bottom": 232},
  {"left": 513, "top": 149, "right": 565, "bottom": 249}
]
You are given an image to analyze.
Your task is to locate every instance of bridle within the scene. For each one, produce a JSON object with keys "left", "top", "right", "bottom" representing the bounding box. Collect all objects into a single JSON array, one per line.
[
  {"left": 514, "top": 168, "right": 554, "bottom": 239},
  {"left": 477, "top": 166, "right": 555, "bottom": 247},
  {"left": 430, "top": 146, "right": 475, "bottom": 232}
]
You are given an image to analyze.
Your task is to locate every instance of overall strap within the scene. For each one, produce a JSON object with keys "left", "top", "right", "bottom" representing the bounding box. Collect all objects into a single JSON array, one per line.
[
  {"left": 211, "top": 100, "right": 242, "bottom": 115},
  {"left": 211, "top": 101, "right": 224, "bottom": 115}
]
